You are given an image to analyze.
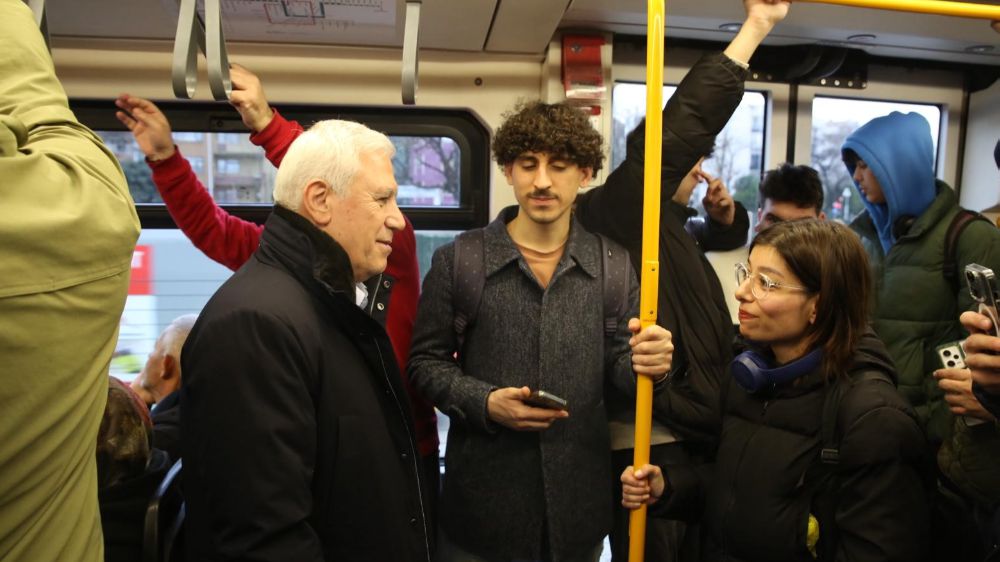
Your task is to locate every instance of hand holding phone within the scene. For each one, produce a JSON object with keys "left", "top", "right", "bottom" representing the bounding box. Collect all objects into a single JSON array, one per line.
[
  {"left": 961, "top": 264, "right": 1000, "bottom": 395},
  {"left": 965, "top": 264, "right": 1000, "bottom": 337},
  {"left": 486, "top": 387, "right": 568, "bottom": 431}
]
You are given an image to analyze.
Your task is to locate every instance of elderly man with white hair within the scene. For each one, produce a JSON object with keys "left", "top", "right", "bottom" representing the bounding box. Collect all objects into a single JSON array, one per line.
[{"left": 180, "top": 120, "right": 431, "bottom": 562}]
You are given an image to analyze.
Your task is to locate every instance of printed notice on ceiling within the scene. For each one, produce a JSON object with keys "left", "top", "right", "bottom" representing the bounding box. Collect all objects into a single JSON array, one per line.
[{"left": 171, "top": 0, "right": 397, "bottom": 37}]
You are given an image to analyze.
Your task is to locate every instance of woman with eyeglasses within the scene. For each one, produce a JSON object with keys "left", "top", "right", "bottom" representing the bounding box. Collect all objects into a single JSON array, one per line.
[{"left": 622, "top": 219, "right": 930, "bottom": 562}]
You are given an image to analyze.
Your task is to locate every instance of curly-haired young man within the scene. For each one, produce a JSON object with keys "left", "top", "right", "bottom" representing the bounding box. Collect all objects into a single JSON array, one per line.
[{"left": 408, "top": 101, "right": 674, "bottom": 562}]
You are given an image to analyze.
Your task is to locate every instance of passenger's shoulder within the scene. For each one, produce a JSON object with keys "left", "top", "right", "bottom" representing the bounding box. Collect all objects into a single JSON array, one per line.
[{"left": 836, "top": 375, "right": 926, "bottom": 465}]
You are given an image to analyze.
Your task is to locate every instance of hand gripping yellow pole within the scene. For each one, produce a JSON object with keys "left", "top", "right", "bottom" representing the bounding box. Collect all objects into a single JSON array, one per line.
[
  {"left": 798, "top": 0, "right": 1000, "bottom": 20},
  {"left": 628, "top": 1, "right": 664, "bottom": 561}
]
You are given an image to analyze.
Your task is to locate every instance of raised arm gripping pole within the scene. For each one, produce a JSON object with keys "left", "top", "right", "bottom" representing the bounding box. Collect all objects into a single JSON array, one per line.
[
  {"left": 798, "top": 0, "right": 1000, "bottom": 20},
  {"left": 628, "top": 1, "right": 665, "bottom": 562},
  {"left": 402, "top": 0, "right": 421, "bottom": 105},
  {"left": 172, "top": 0, "right": 231, "bottom": 100}
]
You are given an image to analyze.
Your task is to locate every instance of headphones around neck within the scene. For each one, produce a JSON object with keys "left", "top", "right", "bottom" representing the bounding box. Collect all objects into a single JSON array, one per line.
[{"left": 731, "top": 347, "right": 824, "bottom": 394}]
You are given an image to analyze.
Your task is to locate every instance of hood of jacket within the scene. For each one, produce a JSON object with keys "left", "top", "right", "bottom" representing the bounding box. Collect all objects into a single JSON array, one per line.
[{"left": 841, "top": 112, "right": 937, "bottom": 253}]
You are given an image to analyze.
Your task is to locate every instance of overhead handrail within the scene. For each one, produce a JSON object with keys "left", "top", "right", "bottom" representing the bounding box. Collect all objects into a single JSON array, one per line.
[
  {"left": 172, "top": 0, "right": 231, "bottom": 100},
  {"left": 628, "top": 0, "right": 665, "bottom": 561},
  {"left": 172, "top": 0, "right": 200, "bottom": 99},
  {"left": 402, "top": 0, "right": 421, "bottom": 105},
  {"left": 799, "top": 0, "right": 1000, "bottom": 20},
  {"left": 205, "top": 0, "right": 232, "bottom": 101}
]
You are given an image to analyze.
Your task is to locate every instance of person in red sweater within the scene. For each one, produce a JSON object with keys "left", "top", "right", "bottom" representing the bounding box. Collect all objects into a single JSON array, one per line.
[{"left": 114, "top": 66, "right": 439, "bottom": 510}]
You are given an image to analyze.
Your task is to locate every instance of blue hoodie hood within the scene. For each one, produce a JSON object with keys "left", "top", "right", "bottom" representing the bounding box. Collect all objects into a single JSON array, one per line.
[{"left": 841, "top": 112, "right": 937, "bottom": 253}]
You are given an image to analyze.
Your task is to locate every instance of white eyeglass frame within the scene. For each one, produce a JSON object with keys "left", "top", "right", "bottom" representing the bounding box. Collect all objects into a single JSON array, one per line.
[{"left": 734, "top": 262, "right": 809, "bottom": 300}]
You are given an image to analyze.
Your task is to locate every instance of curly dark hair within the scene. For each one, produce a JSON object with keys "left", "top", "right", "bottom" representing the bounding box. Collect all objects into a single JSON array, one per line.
[{"left": 492, "top": 100, "right": 605, "bottom": 173}]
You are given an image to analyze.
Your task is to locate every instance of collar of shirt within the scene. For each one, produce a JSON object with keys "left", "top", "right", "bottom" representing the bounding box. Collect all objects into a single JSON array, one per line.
[{"left": 355, "top": 282, "right": 369, "bottom": 309}]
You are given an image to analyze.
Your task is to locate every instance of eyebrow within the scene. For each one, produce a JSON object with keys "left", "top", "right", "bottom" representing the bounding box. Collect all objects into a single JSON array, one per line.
[
  {"left": 372, "top": 186, "right": 397, "bottom": 199},
  {"left": 747, "top": 260, "right": 787, "bottom": 278}
]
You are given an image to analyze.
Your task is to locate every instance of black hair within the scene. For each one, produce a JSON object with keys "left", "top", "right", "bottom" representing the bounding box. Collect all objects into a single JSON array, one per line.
[{"left": 759, "top": 163, "right": 825, "bottom": 213}]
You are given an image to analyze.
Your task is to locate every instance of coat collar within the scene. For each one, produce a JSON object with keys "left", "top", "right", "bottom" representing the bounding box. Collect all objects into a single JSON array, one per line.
[
  {"left": 482, "top": 205, "right": 601, "bottom": 280},
  {"left": 257, "top": 205, "right": 357, "bottom": 302}
]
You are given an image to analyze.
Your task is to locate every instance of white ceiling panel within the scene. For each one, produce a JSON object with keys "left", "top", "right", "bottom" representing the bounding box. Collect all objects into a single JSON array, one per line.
[{"left": 485, "top": 0, "right": 572, "bottom": 53}]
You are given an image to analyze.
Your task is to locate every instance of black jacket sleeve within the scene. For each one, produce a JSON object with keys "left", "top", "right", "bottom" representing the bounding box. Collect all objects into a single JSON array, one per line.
[
  {"left": 685, "top": 201, "right": 750, "bottom": 252},
  {"left": 575, "top": 52, "right": 751, "bottom": 259}
]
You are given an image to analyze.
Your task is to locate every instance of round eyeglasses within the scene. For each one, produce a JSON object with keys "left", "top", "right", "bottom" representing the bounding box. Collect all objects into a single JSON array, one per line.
[{"left": 734, "top": 262, "right": 808, "bottom": 300}]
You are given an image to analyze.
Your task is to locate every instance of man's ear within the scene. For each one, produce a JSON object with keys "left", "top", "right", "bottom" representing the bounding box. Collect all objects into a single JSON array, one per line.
[
  {"left": 300, "top": 179, "right": 333, "bottom": 226},
  {"left": 818, "top": 211, "right": 827, "bottom": 221},
  {"left": 161, "top": 354, "right": 177, "bottom": 382},
  {"left": 579, "top": 167, "right": 594, "bottom": 188}
]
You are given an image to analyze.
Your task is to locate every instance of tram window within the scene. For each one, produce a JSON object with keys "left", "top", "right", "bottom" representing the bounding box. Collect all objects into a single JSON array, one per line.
[
  {"left": 97, "top": 131, "right": 466, "bottom": 208},
  {"left": 113, "top": 227, "right": 461, "bottom": 381},
  {"left": 611, "top": 83, "right": 768, "bottom": 217},
  {"left": 112, "top": 230, "right": 231, "bottom": 382},
  {"left": 810, "top": 96, "right": 942, "bottom": 223},
  {"left": 74, "top": 99, "right": 491, "bottom": 231}
]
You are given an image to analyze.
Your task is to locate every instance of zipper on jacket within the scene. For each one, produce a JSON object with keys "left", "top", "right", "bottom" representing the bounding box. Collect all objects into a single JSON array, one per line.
[{"left": 373, "top": 337, "right": 431, "bottom": 562}]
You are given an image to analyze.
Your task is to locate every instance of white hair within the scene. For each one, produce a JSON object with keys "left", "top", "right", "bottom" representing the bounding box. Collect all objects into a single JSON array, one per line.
[
  {"left": 273, "top": 119, "right": 396, "bottom": 210},
  {"left": 159, "top": 313, "right": 198, "bottom": 362}
]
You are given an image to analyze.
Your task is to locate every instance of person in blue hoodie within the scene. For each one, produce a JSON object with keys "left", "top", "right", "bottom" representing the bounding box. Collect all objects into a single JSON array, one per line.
[{"left": 841, "top": 112, "right": 1000, "bottom": 453}]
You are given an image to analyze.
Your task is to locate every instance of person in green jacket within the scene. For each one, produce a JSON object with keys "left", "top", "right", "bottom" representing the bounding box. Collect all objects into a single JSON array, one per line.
[
  {"left": 842, "top": 112, "right": 1000, "bottom": 450},
  {"left": 0, "top": 1, "right": 140, "bottom": 560}
]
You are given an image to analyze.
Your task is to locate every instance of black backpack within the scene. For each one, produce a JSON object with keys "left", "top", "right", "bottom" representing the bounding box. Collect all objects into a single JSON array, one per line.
[
  {"left": 807, "top": 370, "right": 896, "bottom": 559},
  {"left": 809, "top": 371, "right": 985, "bottom": 562},
  {"left": 450, "top": 228, "right": 630, "bottom": 353}
]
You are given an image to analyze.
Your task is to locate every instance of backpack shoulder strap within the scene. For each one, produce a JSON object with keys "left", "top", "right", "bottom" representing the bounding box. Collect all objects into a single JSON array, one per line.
[
  {"left": 599, "top": 234, "right": 630, "bottom": 339},
  {"left": 811, "top": 369, "right": 893, "bottom": 559},
  {"left": 452, "top": 229, "right": 486, "bottom": 353},
  {"left": 944, "top": 209, "right": 989, "bottom": 294},
  {"left": 819, "top": 370, "right": 894, "bottom": 465}
]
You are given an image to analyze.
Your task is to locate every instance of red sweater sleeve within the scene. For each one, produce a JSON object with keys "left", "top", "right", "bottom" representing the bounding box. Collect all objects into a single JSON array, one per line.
[
  {"left": 148, "top": 148, "right": 263, "bottom": 271},
  {"left": 249, "top": 109, "right": 303, "bottom": 167}
]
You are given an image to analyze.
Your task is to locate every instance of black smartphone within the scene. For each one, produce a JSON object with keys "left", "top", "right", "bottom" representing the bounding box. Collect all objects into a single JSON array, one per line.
[
  {"left": 965, "top": 264, "right": 1000, "bottom": 337},
  {"left": 524, "top": 390, "right": 568, "bottom": 411}
]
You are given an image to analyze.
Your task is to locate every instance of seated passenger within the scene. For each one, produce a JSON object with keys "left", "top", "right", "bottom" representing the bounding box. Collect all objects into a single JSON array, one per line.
[
  {"left": 622, "top": 219, "right": 931, "bottom": 562},
  {"left": 130, "top": 314, "right": 197, "bottom": 461},
  {"left": 97, "top": 378, "right": 171, "bottom": 562}
]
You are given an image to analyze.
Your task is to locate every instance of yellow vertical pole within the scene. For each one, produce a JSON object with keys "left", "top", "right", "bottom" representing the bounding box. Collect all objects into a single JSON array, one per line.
[{"left": 628, "top": 1, "right": 664, "bottom": 561}]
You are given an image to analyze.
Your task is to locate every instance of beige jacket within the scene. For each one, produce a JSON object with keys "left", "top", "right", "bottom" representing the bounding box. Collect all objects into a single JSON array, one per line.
[{"left": 0, "top": 1, "right": 139, "bottom": 559}]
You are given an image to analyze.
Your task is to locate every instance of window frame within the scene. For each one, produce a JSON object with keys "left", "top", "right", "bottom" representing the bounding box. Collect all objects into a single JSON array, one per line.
[{"left": 70, "top": 100, "right": 492, "bottom": 231}]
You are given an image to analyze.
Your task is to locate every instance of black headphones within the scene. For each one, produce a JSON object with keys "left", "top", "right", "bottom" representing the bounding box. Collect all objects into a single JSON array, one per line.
[{"left": 731, "top": 347, "right": 823, "bottom": 393}]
